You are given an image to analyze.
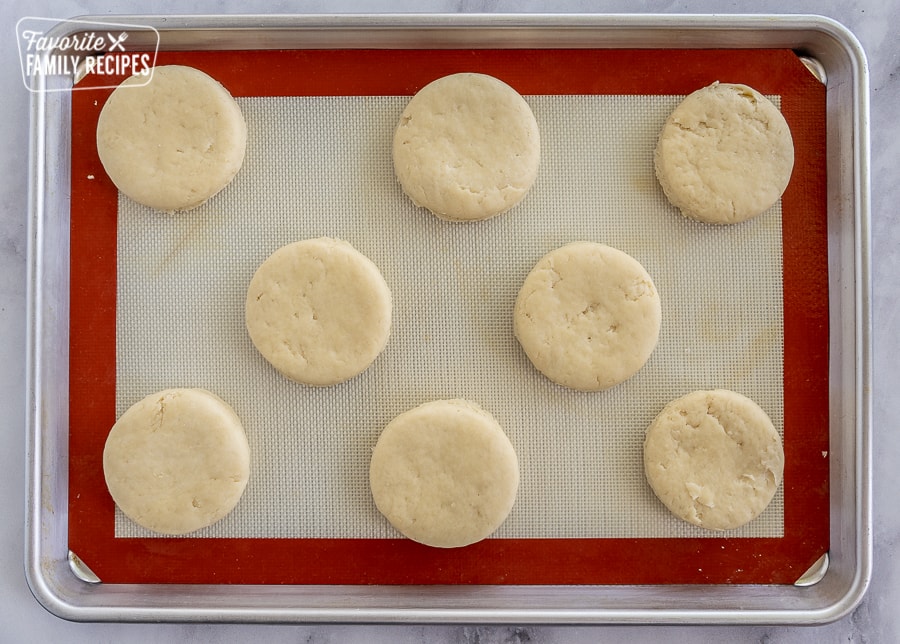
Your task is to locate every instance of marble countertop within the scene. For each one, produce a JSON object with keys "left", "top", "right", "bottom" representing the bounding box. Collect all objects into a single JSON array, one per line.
[{"left": 2, "top": 1, "right": 894, "bottom": 641}]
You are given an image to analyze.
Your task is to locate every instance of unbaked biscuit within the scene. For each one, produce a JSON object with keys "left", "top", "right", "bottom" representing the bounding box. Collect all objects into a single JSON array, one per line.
[
  {"left": 514, "top": 242, "right": 661, "bottom": 391},
  {"left": 369, "top": 399, "right": 519, "bottom": 548},
  {"left": 102, "top": 388, "right": 250, "bottom": 535},
  {"left": 654, "top": 82, "right": 794, "bottom": 224},
  {"left": 643, "top": 389, "right": 784, "bottom": 531},
  {"left": 96, "top": 64, "right": 247, "bottom": 212},
  {"left": 392, "top": 72, "right": 540, "bottom": 221},
  {"left": 245, "top": 237, "right": 392, "bottom": 386}
]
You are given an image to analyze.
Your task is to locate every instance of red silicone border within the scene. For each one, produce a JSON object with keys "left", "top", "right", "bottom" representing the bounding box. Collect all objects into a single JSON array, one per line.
[{"left": 69, "top": 48, "right": 828, "bottom": 585}]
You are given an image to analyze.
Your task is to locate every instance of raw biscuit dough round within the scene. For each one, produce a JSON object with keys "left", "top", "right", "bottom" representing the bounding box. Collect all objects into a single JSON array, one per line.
[
  {"left": 513, "top": 242, "right": 661, "bottom": 391},
  {"left": 643, "top": 389, "right": 785, "bottom": 531},
  {"left": 245, "top": 237, "right": 392, "bottom": 386},
  {"left": 392, "top": 72, "right": 540, "bottom": 221},
  {"left": 102, "top": 388, "right": 251, "bottom": 535},
  {"left": 96, "top": 64, "right": 247, "bottom": 212},
  {"left": 654, "top": 82, "right": 794, "bottom": 224},
  {"left": 369, "top": 399, "right": 519, "bottom": 548}
]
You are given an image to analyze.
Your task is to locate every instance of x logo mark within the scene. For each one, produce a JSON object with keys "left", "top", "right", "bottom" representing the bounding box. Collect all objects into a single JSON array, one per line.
[{"left": 107, "top": 32, "right": 128, "bottom": 52}]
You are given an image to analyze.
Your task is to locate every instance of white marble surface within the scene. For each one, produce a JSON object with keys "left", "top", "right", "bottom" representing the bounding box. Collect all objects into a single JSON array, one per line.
[{"left": 2, "top": 0, "right": 894, "bottom": 641}]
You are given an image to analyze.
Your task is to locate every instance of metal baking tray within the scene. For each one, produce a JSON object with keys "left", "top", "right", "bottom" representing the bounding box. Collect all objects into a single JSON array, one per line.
[{"left": 25, "top": 14, "right": 871, "bottom": 623}]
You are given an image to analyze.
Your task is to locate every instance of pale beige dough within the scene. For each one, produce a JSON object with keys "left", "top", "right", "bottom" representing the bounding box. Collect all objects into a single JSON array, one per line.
[
  {"left": 392, "top": 72, "right": 540, "bottom": 221},
  {"left": 369, "top": 399, "right": 519, "bottom": 548},
  {"left": 643, "top": 389, "right": 785, "bottom": 531},
  {"left": 654, "top": 82, "right": 794, "bottom": 224},
  {"left": 96, "top": 64, "right": 247, "bottom": 212},
  {"left": 102, "top": 388, "right": 250, "bottom": 535},
  {"left": 513, "top": 242, "right": 661, "bottom": 391},
  {"left": 245, "top": 237, "right": 392, "bottom": 386}
]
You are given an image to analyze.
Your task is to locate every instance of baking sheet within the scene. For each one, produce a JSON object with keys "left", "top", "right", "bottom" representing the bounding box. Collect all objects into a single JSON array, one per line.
[{"left": 25, "top": 13, "right": 875, "bottom": 623}]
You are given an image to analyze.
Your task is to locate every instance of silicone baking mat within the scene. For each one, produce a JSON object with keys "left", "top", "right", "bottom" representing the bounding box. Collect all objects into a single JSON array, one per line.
[{"left": 68, "top": 48, "right": 828, "bottom": 585}]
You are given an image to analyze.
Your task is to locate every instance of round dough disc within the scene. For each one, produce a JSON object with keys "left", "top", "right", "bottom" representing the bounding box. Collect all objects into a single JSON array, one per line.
[
  {"left": 245, "top": 238, "right": 392, "bottom": 386},
  {"left": 96, "top": 64, "right": 247, "bottom": 212},
  {"left": 102, "top": 388, "right": 251, "bottom": 535},
  {"left": 514, "top": 242, "right": 661, "bottom": 391},
  {"left": 369, "top": 399, "right": 519, "bottom": 548},
  {"left": 654, "top": 82, "right": 794, "bottom": 224},
  {"left": 392, "top": 72, "right": 540, "bottom": 221},
  {"left": 643, "top": 389, "right": 785, "bottom": 531}
]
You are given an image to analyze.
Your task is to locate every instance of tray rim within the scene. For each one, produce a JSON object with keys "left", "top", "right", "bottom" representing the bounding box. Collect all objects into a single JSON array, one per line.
[{"left": 24, "top": 12, "right": 872, "bottom": 625}]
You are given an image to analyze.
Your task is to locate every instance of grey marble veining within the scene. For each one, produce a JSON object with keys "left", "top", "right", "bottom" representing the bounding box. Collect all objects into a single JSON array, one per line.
[{"left": 2, "top": 1, "right": 895, "bottom": 642}]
